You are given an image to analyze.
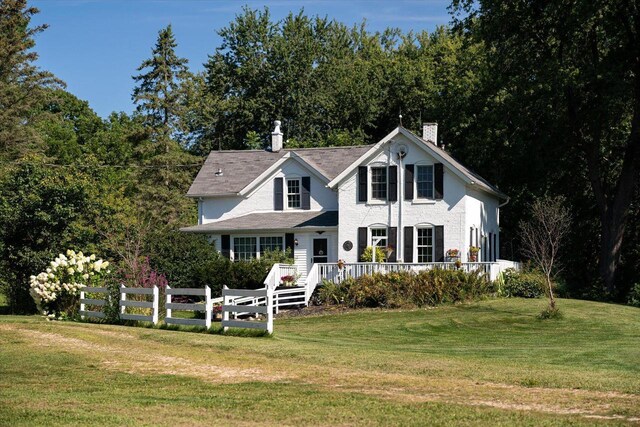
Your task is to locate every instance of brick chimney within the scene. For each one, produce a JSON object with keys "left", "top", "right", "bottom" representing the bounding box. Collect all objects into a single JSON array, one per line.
[
  {"left": 422, "top": 123, "right": 438, "bottom": 145},
  {"left": 271, "top": 120, "right": 283, "bottom": 152}
]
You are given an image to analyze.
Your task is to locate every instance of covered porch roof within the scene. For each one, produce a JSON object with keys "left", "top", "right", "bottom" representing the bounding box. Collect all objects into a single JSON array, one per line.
[{"left": 180, "top": 210, "right": 338, "bottom": 233}]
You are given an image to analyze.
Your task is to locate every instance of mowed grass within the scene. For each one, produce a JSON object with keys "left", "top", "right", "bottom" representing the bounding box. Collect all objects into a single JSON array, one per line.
[{"left": 0, "top": 298, "right": 639, "bottom": 426}]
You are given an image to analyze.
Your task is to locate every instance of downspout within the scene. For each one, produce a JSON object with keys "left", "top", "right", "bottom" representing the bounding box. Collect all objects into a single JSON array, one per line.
[
  {"left": 398, "top": 150, "right": 403, "bottom": 262},
  {"left": 497, "top": 197, "right": 509, "bottom": 260}
]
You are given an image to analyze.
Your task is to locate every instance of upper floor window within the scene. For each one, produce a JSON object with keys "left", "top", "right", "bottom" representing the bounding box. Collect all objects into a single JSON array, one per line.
[
  {"left": 416, "top": 227, "right": 433, "bottom": 262},
  {"left": 416, "top": 165, "right": 434, "bottom": 199},
  {"left": 370, "top": 166, "right": 387, "bottom": 200},
  {"left": 287, "top": 178, "right": 301, "bottom": 208}
]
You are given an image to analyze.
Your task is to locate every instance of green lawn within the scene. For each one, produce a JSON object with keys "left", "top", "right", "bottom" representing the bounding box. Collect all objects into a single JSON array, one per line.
[{"left": 0, "top": 298, "right": 638, "bottom": 426}]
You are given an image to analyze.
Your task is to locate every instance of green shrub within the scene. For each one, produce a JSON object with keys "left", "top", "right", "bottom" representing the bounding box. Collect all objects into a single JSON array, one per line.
[
  {"left": 360, "top": 246, "right": 387, "bottom": 262},
  {"left": 316, "top": 267, "right": 491, "bottom": 309},
  {"left": 347, "top": 273, "right": 389, "bottom": 307},
  {"left": 502, "top": 268, "right": 545, "bottom": 298},
  {"left": 627, "top": 283, "right": 640, "bottom": 308},
  {"left": 317, "top": 278, "right": 352, "bottom": 305}
]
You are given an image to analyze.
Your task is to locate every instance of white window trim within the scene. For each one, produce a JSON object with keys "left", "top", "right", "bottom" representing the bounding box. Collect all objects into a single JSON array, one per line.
[
  {"left": 414, "top": 225, "right": 435, "bottom": 263},
  {"left": 231, "top": 234, "right": 285, "bottom": 261},
  {"left": 369, "top": 226, "right": 388, "bottom": 248},
  {"left": 368, "top": 164, "right": 389, "bottom": 204},
  {"left": 286, "top": 177, "right": 302, "bottom": 210},
  {"left": 414, "top": 163, "right": 435, "bottom": 201}
]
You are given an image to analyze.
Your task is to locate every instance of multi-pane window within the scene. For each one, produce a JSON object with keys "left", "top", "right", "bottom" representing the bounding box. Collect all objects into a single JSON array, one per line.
[
  {"left": 370, "top": 228, "right": 387, "bottom": 248},
  {"left": 233, "top": 237, "right": 256, "bottom": 261},
  {"left": 287, "top": 179, "right": 301, "bottom": 208},
  {"left": 371, "top": 167, "right": 387, "bottom": 200},
  {"left": 416, "top": 228, "right": 433, "bottom": 262},
  {"left": 260, "top": 236, "right": 283, "bottom": 254},
  {"left": 416, "top": 165, "right": 434, "bottom": 199}
]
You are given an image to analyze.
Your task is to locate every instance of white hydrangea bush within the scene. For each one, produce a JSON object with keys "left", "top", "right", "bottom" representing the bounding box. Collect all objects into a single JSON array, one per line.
[{"left": 29, "top": 249, "right": 111, "bottom": 319}]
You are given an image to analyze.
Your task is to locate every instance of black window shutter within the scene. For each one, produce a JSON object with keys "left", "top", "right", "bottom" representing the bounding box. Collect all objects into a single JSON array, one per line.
[
  {"left": 434, "top": 163, "right": 444, "bottom": 200},
  {"left": 435, "top": 225, "right": 444, "bottom": 262},
  {"left": 274, "top": 177, "right": 283, "bottom": 211},
  {"left": 285, "top": 233, "right": 295, "bottom": 258},
  {"left": 388, "top": 166, "right": 398, "bottom": 202},
  {"left": 221, "top": 235, "right": 231, "bottom": 259},
  {"left": 357, "top": 227, "right": 367, "bottom": 261},
  {"left": 405, "top": 164, "right": 414, "bottom": 200},
  {"left": 358, "top": 166, "right": 368, "bottom": 202},
  {"left": 387, "top": 227, "right": 397, "bottom": 262},
  {"left": 301, "top": 177, "right": 311, "bottom": 210},
  {"left": 403, "top": 227, "right": 413, "bottom": 263}
]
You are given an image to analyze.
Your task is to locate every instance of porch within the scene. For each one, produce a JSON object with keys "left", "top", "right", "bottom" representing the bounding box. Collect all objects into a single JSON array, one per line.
[{"left": 257, "top": 260, "right": 521, "bottom": 312}]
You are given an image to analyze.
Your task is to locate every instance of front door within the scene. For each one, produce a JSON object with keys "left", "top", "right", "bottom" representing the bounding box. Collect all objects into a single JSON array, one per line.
[{"left": 312, "top": 238, "right": 328, "bottom": 263}]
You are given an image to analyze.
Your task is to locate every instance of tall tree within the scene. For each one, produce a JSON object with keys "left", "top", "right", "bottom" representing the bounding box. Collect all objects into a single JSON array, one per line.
[
  {"left": 452, "top": 0, "right": 640, "bottom": 292},
  {"left": 0, "top": 0, "right": 63, "bottom": 158},
  {"left": 132, "top": 24, "right": 189, "bottom": 151}
]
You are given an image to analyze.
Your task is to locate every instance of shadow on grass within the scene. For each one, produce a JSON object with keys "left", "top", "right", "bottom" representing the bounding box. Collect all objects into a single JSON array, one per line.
[{"left": 77, "top": 317, "right": 272, "bottom": 338}]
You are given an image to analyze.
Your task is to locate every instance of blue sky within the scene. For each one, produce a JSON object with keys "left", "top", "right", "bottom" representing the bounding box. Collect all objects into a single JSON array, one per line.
[{"left": 31, "top": 0, "right": 452, "bottom": 118}]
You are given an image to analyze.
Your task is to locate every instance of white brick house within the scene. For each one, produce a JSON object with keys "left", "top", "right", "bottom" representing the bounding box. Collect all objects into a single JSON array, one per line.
[{"left": 182, "top": 122, "right": 507, "bottom": 283}]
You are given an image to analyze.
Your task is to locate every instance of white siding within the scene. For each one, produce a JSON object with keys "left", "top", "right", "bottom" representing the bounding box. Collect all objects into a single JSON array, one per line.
[
  {"left": 201, "top": 158, "right": 338, "bottom": 223},
  {"left": 337, "top": 133, "right": 495, "bottom": 263}
]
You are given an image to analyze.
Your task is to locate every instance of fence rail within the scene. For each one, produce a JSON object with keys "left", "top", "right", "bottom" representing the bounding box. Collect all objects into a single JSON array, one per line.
[
  {"left": 165, "top": 285, "right": 212, "bottom": 328},
  {"left": 222, "top": 286, "right": 273, "bottom": 333},
  {"left": 79, "top": 286, "right": 109, "bottom": 320},
  {"left": 119, "top": 285, "right": 159, "bottom": 324}
]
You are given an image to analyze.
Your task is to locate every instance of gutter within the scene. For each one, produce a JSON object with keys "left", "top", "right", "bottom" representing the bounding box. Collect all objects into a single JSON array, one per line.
[{"left": 499, "top": 196, "right": 510, "bottom": 208}]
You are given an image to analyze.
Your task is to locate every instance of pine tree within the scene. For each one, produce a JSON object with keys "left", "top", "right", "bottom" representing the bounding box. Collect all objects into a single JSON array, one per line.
[
  {"left": 132, "top": 24, "right": 189, "bottom": 152},
  {"left": 0, "top": 0, "right": 63, "bottom": 158}
]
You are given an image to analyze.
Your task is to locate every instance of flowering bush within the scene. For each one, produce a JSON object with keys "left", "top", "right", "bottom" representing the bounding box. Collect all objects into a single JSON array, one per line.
[{"left": 29, "top": 249, "right": 111, "bottom": 319}]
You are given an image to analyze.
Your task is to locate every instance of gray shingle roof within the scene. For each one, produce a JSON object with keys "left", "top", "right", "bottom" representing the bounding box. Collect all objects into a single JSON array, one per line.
[
  {"left": 180, "top": 210, "right": 338, "bottom": 233},
  {"left": 186, "top": 145, "right": 373, "bottom": 197}
]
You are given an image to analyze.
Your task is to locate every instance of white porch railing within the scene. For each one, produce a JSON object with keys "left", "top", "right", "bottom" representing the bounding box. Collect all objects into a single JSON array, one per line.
[{"left": 315, "top": 262, "right": 498, "bottom": 285}]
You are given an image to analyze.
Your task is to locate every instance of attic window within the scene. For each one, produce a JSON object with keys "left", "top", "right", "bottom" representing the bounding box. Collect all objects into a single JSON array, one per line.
[{"left": 287, "top": 178, "right": 301, "bottom": 209}]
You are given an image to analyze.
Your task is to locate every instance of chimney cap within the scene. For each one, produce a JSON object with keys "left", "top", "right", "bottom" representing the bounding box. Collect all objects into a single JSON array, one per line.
[{"left": 273, "top": 120, "right": 282, "bottom": 135}]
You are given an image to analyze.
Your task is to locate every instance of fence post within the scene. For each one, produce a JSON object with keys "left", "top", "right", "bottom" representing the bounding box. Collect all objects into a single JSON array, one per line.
[
  {"left": 120, "top": 284, "right": 126, "bottom": 315},
  {"left": 205, "top": 286, "right": 211, "bottom": 329},
  {"left": 80, "top": 289, "right": 85, "bottom": 320},
  {"left": 152, "top": 286, "right": 159, "bottom": 325},
  {"left": 223, "top": 285, "right": 229, "bottom": 333},
  {"left": 266, "top": 286, "right": 274, "bottom": 334},
  {"left": 166, "top": 285, "right": 172, "bottom": 320}
]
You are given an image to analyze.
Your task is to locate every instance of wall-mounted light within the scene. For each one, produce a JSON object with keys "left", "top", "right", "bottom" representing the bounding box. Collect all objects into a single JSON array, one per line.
[{"left": 294, "top": 238, "right": 299, "bottom": 246}]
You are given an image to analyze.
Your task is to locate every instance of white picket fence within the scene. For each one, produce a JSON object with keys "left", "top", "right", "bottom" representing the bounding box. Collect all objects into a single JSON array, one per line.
[
  {"left": 222, "top": 286, "right": 273, "bottom": 334},
  {"left": 79, "top": 286, "right": 109, "bottom": 320},
  {"left": 119, "top": 285, "right": 159, "bottom": 324},
  {"left": 165, "top": 285, "right": 212, "bottom": 328}
]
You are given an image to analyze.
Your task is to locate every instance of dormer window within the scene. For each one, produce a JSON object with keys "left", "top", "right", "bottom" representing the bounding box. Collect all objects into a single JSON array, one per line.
[
  {"left": 416, "top": 165, "right": 434, "bottom": 199},
  {"left": 287, "top": 178, "right": 301, "bottom": 208},
  {"left": 370, "top": 167, "right": 388, "bottom": 200}
]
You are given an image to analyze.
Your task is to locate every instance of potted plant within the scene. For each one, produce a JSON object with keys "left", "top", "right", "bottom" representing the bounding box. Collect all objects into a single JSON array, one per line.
[
  {"left": 280, "top": 274, "right": 297, "bottom": 287},
  {"left": 468, "top": 246, "right": 480, "bottom": 262},
  {"left": 212, "top": 304, "right": 222, "bottom": 321},
  {"left": 446, "top": 248, "right": 460, "bottom": 260}
]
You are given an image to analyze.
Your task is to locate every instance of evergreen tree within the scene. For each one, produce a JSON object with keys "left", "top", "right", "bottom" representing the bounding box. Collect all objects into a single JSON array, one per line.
[
  {"left": 132, "top": 24, "right": 189, "bottom": 151},
  {"left": 0, "top": 0, "right": 63, "bottom": 158}
]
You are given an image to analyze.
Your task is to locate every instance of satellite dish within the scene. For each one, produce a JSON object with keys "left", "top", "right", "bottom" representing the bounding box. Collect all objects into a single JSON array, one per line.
[{"left": 396, "top": 143, "right": 408, "bottom": 159}]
